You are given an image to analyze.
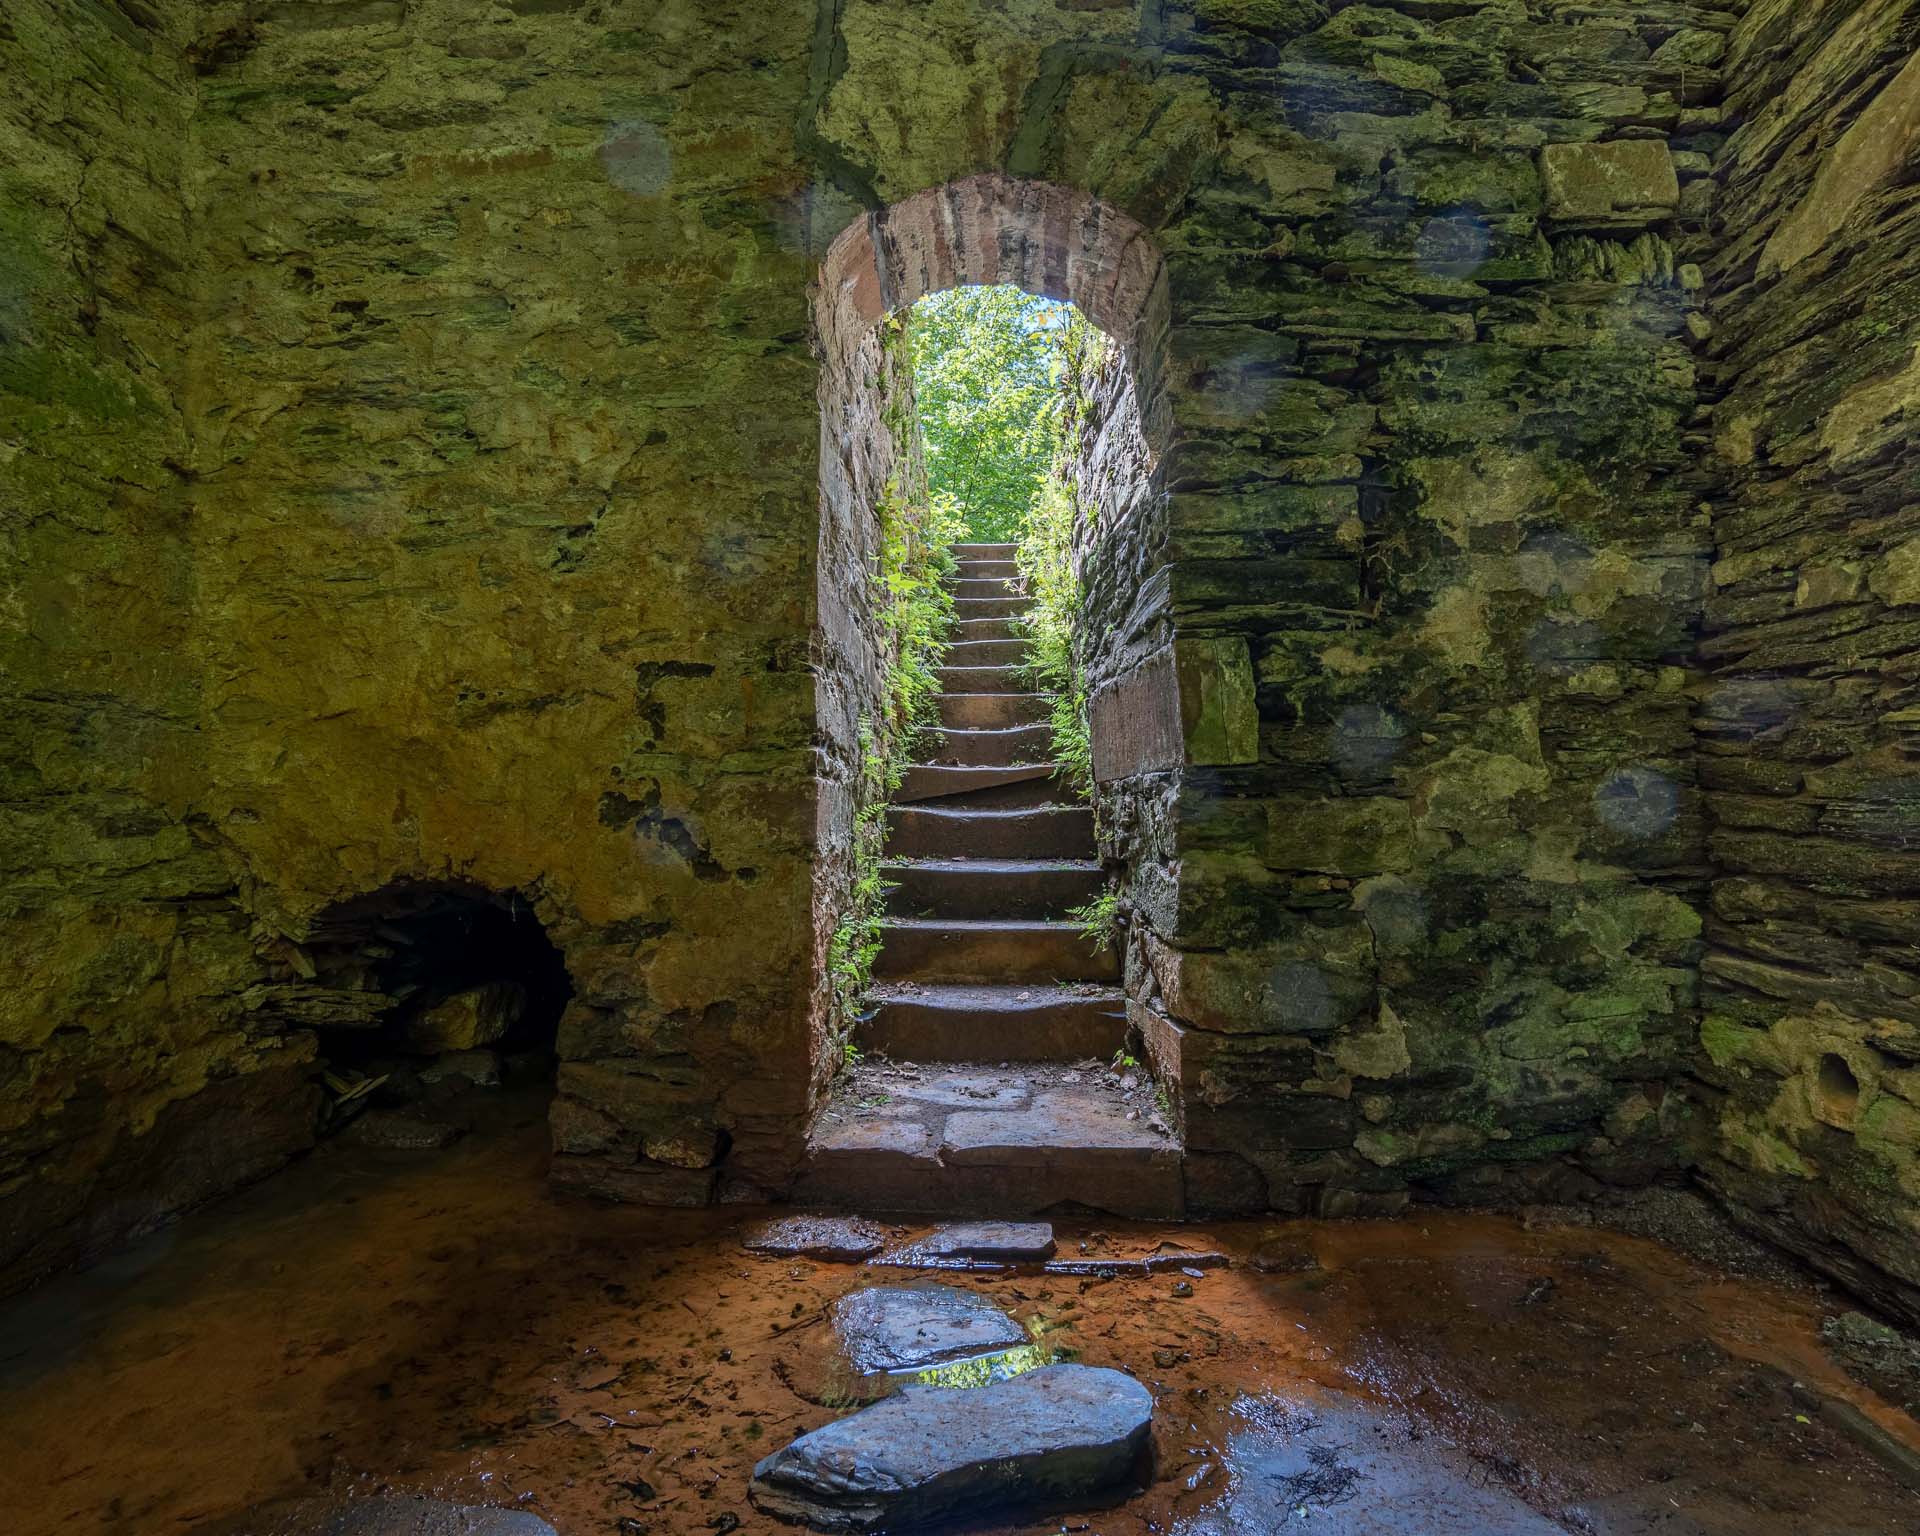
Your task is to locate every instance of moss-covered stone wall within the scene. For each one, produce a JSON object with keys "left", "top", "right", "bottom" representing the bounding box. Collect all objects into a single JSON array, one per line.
[
  {"left": 1123, "top": 0, "right": 1726, "bottom": 1215},
  {"left": 812, "top": 315, "right": 928, "bottom": 1102},
  {"left": 182, "top": 0, "right": 826, "bottom": 1208},
  {"left": 1694, "top": 0, "right": 1920, "bottom": 1324},
  {"left": 0, "top": 1, "right": 325, "bottom": 1293},
  {"left": 14, "top": 0, "right": 1917, "bottom": 1323}
]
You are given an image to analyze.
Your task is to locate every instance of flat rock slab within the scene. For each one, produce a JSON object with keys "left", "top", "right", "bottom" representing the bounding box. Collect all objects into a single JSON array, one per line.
[
  {"left": 189, "top": 1497, "right": 555, "bottom": 1536},
  {"left": 803, "top": 1061, "right": 1181, "bottom": 1220},
  {"left": 1173, "top": 1393, "right": 1565, "bottom": 1536},
  {"left": 744, "top": 1214, "right": 889, "bottom": 1262},
  {"left": 832, "top": 1282, "right": 1026, "bottom": 1374},
  {"left": 750, "top": 1362, "right": 1152, "bottom": 1531},
  {"left": 906, "top": 1221, "right": 1057, "bottom": 1263},
  {"left": 942, "top": 1090, "right": 1171, "bottom": 1163},
  {"left": 924, "top": 1220, "right": 1055, "bottom": 1260}
]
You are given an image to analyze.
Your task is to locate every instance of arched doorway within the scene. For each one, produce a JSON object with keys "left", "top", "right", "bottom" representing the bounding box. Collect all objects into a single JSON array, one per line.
[{"left": 804, "top": 176, "right": 1193, "bottom": 1216}]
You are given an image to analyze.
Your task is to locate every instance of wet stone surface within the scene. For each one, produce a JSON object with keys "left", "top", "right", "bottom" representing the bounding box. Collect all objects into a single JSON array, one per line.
[
  {"left": 1249, "top": 1237, "right": 1321, "bottom": 1275},
  {"left": 1172, "top": 1394, "right": 1563, "bottom": 1536},
  {"left": 742, "top": 1214, "right": 889, "bottom": 1262},
  {"left": 187, "top": 1496, "right": 555, "bottom": 1535},
  {"left": 888, "top": 1221, "right": 1057, "bottom": 1264},
  {"left": 831, "top": 1282, "right": 1027, "bottom": 1374},
  {"left": 9, "top": 1109, "right": 1919, "bottom": 1536},
  {"left": 749, "top": 1362, "right": 1153, "bottom": 1532}
]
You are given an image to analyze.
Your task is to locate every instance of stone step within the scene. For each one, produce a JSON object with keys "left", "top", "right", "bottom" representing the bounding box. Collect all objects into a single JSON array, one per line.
[
  {"left": 956, "top": 556, "right": 1029, "bottom": 583},
  {"left": 886, "top": 804, "right": 1094, "bottom": 859},
  {"left": 937, "top": 692, "right": 1051, "bottom": 729},
  {"left": 921, "top": 722, "right": 1053, "bottom": 766},
  {"left": 944, "top": 638, "right": 1027, "bottom": 668},
  {"left": 951, "top": 576, "right": 1023, "bottom": 602},
  {"left": 871, "top": 918, "right": 1120, "bottom": 984},
  {"left": 953, "top": 616, "right": 1025, "bottom": 643},
  {"left": 799, "top": 1062, "right": 1182, "bottom": 1219},
  {"left": 860, "top": 982, "right": 1127, "bottom": 1060},
  {"left": 938, "top": 664, "right": 1025, "bottom": 694},
  {"left": 894, "top": 763, "right": 1066, "bottom": 808},
  {"left": 953, "top": 558, "right": 1019, "bottom": 581},
  {"left": 954, "top": 595, "right": 1031, "bottom": 621},
  {"left": 882, "top": 857, "right": 1104, "bottom": 919},
  {"left": 950, "top": 542, "right": 1017, "bottom": 559}
]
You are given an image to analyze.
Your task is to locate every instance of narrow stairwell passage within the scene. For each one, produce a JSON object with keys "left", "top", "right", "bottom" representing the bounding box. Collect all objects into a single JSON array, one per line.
[{"left": 804, "top": 543, "right": 1182, "bottom": 1218}]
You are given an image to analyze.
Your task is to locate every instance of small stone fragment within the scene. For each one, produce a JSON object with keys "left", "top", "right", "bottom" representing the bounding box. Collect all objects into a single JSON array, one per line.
[
  {"left": 1249, "top": 1238, "right": 1321, "bottom": 1275},
  {"left": 749, "top": 1363, "right": 1152, "bottom": 1531},
  {"left": 743, "top": 1214, "right": 888, "bottom": 1262},
  {"left": 341, "top": 1110, "right": 463, "bottom": 1151}
]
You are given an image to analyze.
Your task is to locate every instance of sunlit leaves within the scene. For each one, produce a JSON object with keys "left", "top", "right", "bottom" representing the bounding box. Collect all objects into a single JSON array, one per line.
[{"left": 908, "top": 285, "right": 1081, "bottom": 543}]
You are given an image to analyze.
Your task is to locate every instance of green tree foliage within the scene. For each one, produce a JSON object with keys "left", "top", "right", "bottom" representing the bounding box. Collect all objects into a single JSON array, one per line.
[
  {"left": 907, "top": 282, "right": 1109, "bottom": 798},
  {"left": 908, "top": 285, "right": 1080, "bottom": 543}
]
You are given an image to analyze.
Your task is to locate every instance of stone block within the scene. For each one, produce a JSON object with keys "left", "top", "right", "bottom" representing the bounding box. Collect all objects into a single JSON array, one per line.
[
  {"left": 1176, "top": 636, "right": 1259, "bottom": 767},
  {"left": 400, "top": 981, "right": 524, "bottom": 1053},
  {"left": 1185, "top": 1095, "right": 1358, "bottom": 1155},
  {"left": 1090, "top": 648, "right": 1182, "bottom": 782},
  {"left": 1540, "top": 141, "right": 1679, "bottom": 224},
  {"left": 1146, "top": 925, "right": 1374, "bottom": 1036},
  {"left": 1870, "top": 537, "right": 1920, "bottom": 608},
  {"left": 1263, "top": 796, "right": 1413, "bottom": 876},
  {"left": 549, "top": 1153, "right": 718, "bottom": 1207}
]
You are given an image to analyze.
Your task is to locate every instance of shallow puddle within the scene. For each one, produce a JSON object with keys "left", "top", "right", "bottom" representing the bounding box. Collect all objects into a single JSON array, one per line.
[{"left": 0, "top": 1093, "right": 1914, "bottom": 1535}]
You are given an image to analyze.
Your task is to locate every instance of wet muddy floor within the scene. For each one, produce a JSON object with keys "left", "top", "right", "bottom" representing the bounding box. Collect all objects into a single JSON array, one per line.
[{"left": 2, "top": 1092, "right": 1915, "bottom": 1536}]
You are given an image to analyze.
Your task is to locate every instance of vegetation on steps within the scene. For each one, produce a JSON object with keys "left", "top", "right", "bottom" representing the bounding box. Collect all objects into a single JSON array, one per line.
[
  {"left": 905, "top": 283, "right": 1109, "bottom": 804},
  {"left": 825, "top": 471, "right": 963, "bottom": 1064},
  {"left": 1015, "top": 311, "right": 1108, "bottom": 808}
]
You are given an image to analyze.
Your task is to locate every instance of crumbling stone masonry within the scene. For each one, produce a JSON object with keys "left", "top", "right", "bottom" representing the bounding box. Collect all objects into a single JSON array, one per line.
[{"left": 1, "top": 1, "right": 1916, "bottom": 1323}]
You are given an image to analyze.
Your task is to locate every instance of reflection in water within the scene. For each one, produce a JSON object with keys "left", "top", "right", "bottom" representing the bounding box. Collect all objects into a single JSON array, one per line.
[{"left": 904, "top": 1339, "right": 1057, "bottom": 1391}]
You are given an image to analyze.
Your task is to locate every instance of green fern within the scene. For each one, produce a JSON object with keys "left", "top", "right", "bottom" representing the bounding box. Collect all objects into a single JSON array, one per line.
[{"left": 1068, "top": 889, "right": 1122, "bottom": 952}]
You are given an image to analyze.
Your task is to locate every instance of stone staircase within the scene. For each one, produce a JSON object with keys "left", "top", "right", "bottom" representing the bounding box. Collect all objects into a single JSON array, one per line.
[{"left": 801, "top": 543, "right": 1183, "bottom": 1218}]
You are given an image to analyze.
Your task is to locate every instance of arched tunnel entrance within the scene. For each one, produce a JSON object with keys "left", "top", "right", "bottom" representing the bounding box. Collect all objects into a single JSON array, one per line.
[
  {"left": 295, "top": 881, "right": 573, "bottom": 1148},
  {"left": 803, "top": 175, "right": 1197, "bottom": 1217}
]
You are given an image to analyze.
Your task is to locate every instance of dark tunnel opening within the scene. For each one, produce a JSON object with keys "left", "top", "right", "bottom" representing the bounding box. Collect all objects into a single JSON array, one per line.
[{"left": 298, "top": 881, "right": 573, "bottom": 1144}]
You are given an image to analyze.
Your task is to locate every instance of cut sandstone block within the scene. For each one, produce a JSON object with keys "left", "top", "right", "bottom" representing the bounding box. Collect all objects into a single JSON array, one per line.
[{"left": 1540, "top": 141, "right": 1679, "bottom": 224}]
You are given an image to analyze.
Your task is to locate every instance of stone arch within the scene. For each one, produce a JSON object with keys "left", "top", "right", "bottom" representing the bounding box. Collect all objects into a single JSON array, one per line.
[
  {"left": 813, "top": 174, "right": 1171, "bottom": 449},
  {"left": 806, "top": 175, "right": 1182, "bottom": 1106}
]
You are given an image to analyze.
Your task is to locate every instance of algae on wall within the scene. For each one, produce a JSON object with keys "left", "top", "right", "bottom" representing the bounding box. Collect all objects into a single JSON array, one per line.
[
  {"left": 0, "top": 0, "right": 317, "bottom": 1293},
  {"left": 183, "top": 0, "right": 829, "bottom": 1206},
  {"left": 1694, "top": 0, "right": 1920, "bottom": 1325},
  {"left": 14, "top": 0, "right": 1916, "bottom": 1333}
]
